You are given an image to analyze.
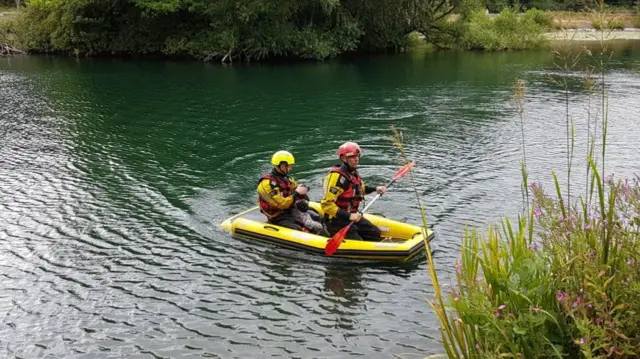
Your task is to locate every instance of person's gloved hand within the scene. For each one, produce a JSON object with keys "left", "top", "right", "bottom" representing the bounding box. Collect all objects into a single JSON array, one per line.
[
  {"left": 295, "top": 185, "right": 309, "bottom": 196},
  {"left": 295, "top": 199, "right": 309, "bottom": 212}
]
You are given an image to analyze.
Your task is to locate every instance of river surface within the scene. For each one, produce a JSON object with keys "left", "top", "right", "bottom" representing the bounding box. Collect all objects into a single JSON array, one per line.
[{"left": 1, "top": 42, "right": 640, "bottom": 358}]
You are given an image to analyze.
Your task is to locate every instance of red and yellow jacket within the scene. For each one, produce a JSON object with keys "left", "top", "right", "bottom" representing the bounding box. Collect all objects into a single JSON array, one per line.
[
  {"left": 321, "top": 164, "right": 375, "bottom": 220},
  {"left": 256, "top": 169, "right": 298, "bottom": 219}
]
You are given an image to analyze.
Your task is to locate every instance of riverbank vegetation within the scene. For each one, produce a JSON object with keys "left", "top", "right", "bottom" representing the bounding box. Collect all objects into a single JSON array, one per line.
[
  {"left": 0, "top": 4, "right": 24, "bottom": 56},
  {"left": 1, "top": 0, "right": 638, "bottom": 61},
  {"left": 1, "top": 0, "right": 468, "bottom": 62},
  {"left": 421, "top": 2, "right": 640, "bottom": 357}
]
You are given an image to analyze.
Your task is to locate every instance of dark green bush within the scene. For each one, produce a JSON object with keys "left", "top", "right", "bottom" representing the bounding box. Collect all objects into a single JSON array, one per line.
[{"left": 13, "top": 0, "right": 462, "bottom": 61}]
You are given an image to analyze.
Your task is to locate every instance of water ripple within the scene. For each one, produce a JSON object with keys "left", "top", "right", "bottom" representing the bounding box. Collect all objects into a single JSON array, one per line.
[{"left": 2, "top": 51, "right": 640, "bottom": 358}]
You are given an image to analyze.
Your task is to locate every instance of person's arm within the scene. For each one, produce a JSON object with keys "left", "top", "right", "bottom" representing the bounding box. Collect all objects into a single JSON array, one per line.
[
  {"left": 321, "top": 172, "right": 351, "bottom": 221},
  {"left": 364, "top": 179, "right": 387, "bottom": 195},
  {"left": 364, "top": 179, "right": 376, "bottom": 195},
  {"left": 257, "top": 178, "right": 295, "bottom": 210}
]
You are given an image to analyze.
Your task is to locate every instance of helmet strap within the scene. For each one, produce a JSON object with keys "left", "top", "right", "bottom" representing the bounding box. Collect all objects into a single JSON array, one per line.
[
  {"left": 341, "top": 158, "right": 356, "bottom": 171},
  {"left": 275, "top": 163, "right": 290, "bottom": 175}
]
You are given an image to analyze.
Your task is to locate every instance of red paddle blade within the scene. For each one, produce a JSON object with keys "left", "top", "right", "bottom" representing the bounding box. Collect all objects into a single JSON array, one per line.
[
  {"left": 324, "top": 224, "right": 351, "bottom": 256},
  {"left": 393, "top": 161, "right": 415, "bottom": 181}
]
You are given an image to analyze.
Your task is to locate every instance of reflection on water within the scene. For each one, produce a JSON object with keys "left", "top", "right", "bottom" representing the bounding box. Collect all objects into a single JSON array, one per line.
[{"left": 1, "top": 43, "right": 640, "bottom": 357}]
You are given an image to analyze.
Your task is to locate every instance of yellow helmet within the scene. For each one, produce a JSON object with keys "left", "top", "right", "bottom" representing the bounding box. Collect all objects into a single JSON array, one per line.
[{"left": 271, "top": 150, "right": 295, "bottom": 166}]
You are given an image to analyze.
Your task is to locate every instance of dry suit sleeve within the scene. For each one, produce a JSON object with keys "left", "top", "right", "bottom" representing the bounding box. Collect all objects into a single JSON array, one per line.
[
  {"left": 257, "top": 178, "right": 294, "bottom": 210},
  {"left": 321, "top": 172, "right": 351, "bottom": 221},
  {"left": 364, "top": 179, "right": 376, "bottom": 195}
]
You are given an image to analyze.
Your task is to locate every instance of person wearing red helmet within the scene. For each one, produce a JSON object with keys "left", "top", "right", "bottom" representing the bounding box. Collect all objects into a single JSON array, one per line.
[{"left": 320, "top": 142, "right": 387, "bottom": 240}]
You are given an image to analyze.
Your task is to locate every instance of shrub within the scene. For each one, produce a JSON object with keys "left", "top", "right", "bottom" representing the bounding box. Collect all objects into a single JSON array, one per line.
[
  {"left": 592, "top": 18, "right": 625, "bottom": 30},
  {"left": 524, "top": 8, "right": 555, "bottom": 29},
  {"left": 460, "top": 7, "right": 548, "bottom": 51}
]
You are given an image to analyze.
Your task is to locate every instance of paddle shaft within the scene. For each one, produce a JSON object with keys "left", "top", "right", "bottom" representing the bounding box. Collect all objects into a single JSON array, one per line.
[
  {"left": 339, "top": 178, "right": 397, "bottom": 233},
  {"left": 359, "top": 177, "right": 398, "bottom": 214}
]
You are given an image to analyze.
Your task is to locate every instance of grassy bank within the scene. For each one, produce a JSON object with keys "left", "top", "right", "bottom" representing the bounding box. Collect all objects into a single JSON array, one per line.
[{"left": 420, "top": 2, "right": 640, "bottom": 358}]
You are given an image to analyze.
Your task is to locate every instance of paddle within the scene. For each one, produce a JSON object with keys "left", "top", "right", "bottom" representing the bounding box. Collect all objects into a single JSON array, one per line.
[{"left": 324, "top": 161, "right": 416, "bottom": 256}]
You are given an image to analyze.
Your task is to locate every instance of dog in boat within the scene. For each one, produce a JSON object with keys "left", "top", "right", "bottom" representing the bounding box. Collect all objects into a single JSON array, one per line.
[{"left": 291, "top": 196, "right": 330, "bottom": 237}]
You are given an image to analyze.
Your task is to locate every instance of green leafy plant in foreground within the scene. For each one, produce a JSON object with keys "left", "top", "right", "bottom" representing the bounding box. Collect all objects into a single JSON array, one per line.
[{"left": 419, "top": 1, "right": 640, "bottom": 357}]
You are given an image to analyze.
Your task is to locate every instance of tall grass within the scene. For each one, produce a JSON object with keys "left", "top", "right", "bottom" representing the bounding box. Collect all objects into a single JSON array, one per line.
[
  {"left": 389, "top": 127, "right": 460, "bottom": 358},
  {"left": 420, "top": 1, "right": 640, "bottom": 357}
]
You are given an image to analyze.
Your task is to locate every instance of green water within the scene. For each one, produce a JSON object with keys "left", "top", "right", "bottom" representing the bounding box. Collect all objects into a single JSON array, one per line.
[{"left": 1, "top": 43, "right": 640, "bottom": 358}]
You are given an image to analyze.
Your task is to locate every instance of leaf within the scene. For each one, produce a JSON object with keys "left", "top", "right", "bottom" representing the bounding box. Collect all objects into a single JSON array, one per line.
[
  {"left": 539, "top": 309, "right": 560, "bottom": 326},
  {"left": 616, "top": 331, "right": 629, "bottom": 340},
  {"left": 603, "top": 274, "right": 615, "bottom": 289},
  {"left": 611, "top": 303, "right": 628, "bottom": 313},
  {"left": 513, "top": 326, "right": 527, "bottom": 335}
]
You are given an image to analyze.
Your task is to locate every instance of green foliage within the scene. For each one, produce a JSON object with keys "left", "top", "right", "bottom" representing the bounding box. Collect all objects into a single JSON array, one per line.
[
  {"left": 441, "top": 217, "right": 571, "bottom": 357},
  {"left": 12, "top": 0, "right": 462, "bottom": 61},
  {"left": 487, "top": 0, "right": 510, "bottom": 13},
  {"left": 430, "top": 4, "right": 640, "bottom": 354},
  {"left": 523, "top": 8, "right": 555, "bottom": 28},
  {"left": 592, "top": 17, "right": 625, "bottom": 28},
  {"left": 440, "top": 173, "right": 640, "bottom": 357},
  {"left": 459, "top": 7, "right": 549, "bottom": 51},
  {"left": 531, "top": 174, "right": 640, "bottom": 357}
]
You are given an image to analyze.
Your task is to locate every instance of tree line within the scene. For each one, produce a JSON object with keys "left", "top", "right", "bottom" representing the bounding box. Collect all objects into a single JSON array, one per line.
[
  {"left": 9, "top": 0, "right": 462, "bottom": 61},
  {"left": 3, "top": 0, "right": 636, "bottom": 61}
]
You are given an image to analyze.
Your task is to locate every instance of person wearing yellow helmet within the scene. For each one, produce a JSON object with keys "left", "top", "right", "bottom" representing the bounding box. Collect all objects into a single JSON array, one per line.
[
  {"left": 257, "top": 150, "right": 325, "bottom": 233},
  {"left": 320, "top": 142, "right": 387, "bottom": 240}
]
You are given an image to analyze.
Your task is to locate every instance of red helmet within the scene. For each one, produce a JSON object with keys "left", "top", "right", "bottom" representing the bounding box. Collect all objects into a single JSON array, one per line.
[{"left": 337, "top": 142, "right": 362, "bottom": 158}]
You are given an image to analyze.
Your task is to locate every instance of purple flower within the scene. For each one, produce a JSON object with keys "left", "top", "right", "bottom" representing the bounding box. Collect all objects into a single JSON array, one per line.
[
  {"left": 627, "top": 258, "right": 634, "bottom": 265},
  {"left": 605, "top": 174, "right": 614, "bottom": 184},
  {"left": 475, "top": 343, "right": 481, "bottom": 350},
  {"left": 609, "top": 321, "right": 615, "bottom": 328},
  {"left": 579, "top": 338, "right": 586, "bottom": 345},
  {"left": 556, "top": 292, "right": 567, "bottom": 301},
  {"left": 493, "top": 311, "right": 500, "bottom": 318},
  {"left": 534, "top": 208, "right": 542, "bottom": 218},
  {"left": 531, "top": 307, "right": 541, "bottom": 314},
  {"left": 572, "top": 297, "right": 584, "bottom": 308},
  {"left": 498, "top": 305, "right": 506, "bottom": 311}
]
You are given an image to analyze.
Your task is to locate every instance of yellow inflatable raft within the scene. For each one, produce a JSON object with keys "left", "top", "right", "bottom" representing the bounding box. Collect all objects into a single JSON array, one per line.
[{"left": 220, "top": 202, "right": 434, "bottom": 262}]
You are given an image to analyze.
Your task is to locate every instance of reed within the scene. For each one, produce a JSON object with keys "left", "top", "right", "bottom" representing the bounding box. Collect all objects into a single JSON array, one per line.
[{"left": 422, "top": 1, "right": 640, "bottom": 357}]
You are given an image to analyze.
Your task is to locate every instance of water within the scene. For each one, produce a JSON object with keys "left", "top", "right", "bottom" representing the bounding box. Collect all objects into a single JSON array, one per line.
[{"left": 1, "top": 42, "right": 640, "bottom": 358}]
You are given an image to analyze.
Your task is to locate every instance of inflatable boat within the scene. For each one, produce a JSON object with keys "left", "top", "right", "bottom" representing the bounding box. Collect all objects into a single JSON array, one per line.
[{"left": 220, "top": 202, "right": 434, "bottom": 262}]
